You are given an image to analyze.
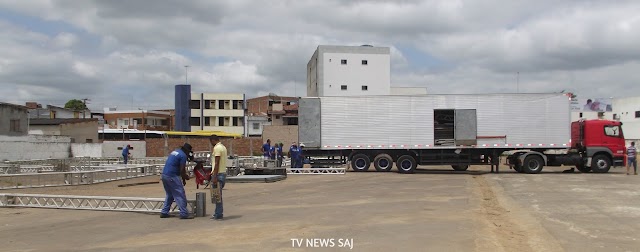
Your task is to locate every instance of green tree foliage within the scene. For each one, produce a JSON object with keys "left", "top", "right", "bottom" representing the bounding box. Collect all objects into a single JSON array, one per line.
[{"left": 64, "top": 99, "right": 87, "bottom": 111}]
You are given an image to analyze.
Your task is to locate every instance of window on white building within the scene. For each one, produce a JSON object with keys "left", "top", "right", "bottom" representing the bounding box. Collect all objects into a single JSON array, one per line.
[
  {"left": 253, "top": 123, "right": 260, "bottom": 130},
  {"left": 341, "top": 59, "right": 347, "bottom": 65},
  {"left": 636, "top": 111, "right": 640, "bottom": 118},
  {"left": 362, "top": 60, "right": 368, "bottom": 65},
  {"left": 204, "top": 117, "right": 211, "bottom": 126},
  {"left": 341, "top": 85, "right": 347, "bottom": 90},
  {"left": 362, "top": 85, "right": 368, "bottom": 91},
  {"left": 189, "top": 100, "right": 200, "bottom": 109},
  {"left": 190, "top": 117, "right": 200, "bottom": 126}
]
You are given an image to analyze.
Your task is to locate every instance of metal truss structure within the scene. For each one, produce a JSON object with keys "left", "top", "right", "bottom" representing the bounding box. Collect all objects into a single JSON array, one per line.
[
  {"left": 0, "top": 193, "right": 197, "bottom": 214},
  {"left": 287, "top": 168, "right": 347, "bottom": 174},
  {"left": 0, "top": 165, "right": 161, "bottom": 190}
]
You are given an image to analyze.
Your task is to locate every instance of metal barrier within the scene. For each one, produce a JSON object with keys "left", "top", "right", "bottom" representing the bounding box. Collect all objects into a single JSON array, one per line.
[
  {"left": 0, "top": 165, "right": 161, "bottom": 190},
  {"left": 0, "top": 193, "right": 201, "bottom": 216}
]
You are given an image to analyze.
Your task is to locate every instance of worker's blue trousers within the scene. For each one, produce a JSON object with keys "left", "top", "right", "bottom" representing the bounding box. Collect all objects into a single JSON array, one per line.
[{"left": 161, "top": 174, "right": 189, "bottom": 217}]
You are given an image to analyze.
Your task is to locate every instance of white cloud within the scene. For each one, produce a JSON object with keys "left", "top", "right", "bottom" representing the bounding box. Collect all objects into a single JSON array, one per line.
[
  {"left": 0, "top": 0, "right": 639, "bottom": 111},
  {"left": 52, "top": 32, "right": 77, "bottom": 48}
]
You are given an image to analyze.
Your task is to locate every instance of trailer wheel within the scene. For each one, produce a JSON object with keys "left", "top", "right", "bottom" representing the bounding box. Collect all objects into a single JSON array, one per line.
[
  {"left": 373, "top": 154, "right": 394, "bottom": 172},
  {"left": 590, "top": 155, "right": 611, "bottom": 173},
  {"left": 576, "top": 163, "right": 591, "bottom": 173},
  {"left": 522, "top": 155, "right": 544, "bottom": 174},
  {"left": 396, "top": 155, "right": 417, "bottom": 174},
  {"left": 513, "top": 163, "right": 524, "bottom": 173},
  {"left": 451, "top": 165, "right": 469, "bottom": 171},
  {"left": 350, "top": 154, "right": 371, "bottom": 172}
]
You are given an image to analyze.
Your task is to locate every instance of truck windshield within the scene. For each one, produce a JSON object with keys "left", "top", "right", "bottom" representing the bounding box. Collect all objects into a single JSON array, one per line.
[{"left": 604, "top": 125, "right": 622, "bottom": 137}]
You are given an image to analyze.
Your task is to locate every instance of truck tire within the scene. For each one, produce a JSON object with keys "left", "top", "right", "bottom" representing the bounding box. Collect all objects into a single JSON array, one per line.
[
  {"left": 522, "top": 155, "right": 544, "bottom": 174},
  {"left": 451, "top": 165, "right": 469, "bottom": 171},
  {"left": 351, "top": 154, "right": 371, "bottom": 172},
  {"left": 513, "top": 163, "right": 524, "bottom": 173},
  {"left": 373, "top": 154, "right": 394, "bottom": 172},
  {"left": 576, "top": 163, "right": 591, "bottom": 173},
  {"left": 590, "top": 155, "right": 611, "bottom": 173},
  {"left": 396, "top": 155, "right": 417, "bottom": 174}
]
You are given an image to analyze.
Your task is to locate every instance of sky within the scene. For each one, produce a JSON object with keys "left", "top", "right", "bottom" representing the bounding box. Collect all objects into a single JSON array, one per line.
[{"left": 0, "top": 0, "right": 639, "bottom": 111}]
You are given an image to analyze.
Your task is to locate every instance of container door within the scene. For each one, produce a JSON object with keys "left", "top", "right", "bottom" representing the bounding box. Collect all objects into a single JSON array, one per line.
[
  {"left": 298, "top": 98, "right": 321, "bottom": 148},
  {"left": 455, "top": 109, "right": 477, "bottom": 146}
]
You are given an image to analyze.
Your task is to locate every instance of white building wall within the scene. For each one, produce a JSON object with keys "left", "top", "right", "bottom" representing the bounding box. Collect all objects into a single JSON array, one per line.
[
  {"left": 322, "top": 52, "right": 390, "bottom": 96},
  {"left": 307, "top": 45, "right": 391, "bottom": 97},
  {"left": 71, "top": 143, "right": 103, "bottom": 157},
  {"left": 307, "top": 50, "right": 319, "bottom": 97},
  {"left": 0, "top": 135, "right": 71, "bottom": 161},
  {"left": 102, "top": 141, "right": 146, "bottom": 158},
  {"left": 247, "top": 116, "right": 270, "bottom": 136},
  {"left": 613, "top": 96, "right": 640, "bottom": 143},
  {"left": 390, "top": 87, "right": 428, "bottom": 95}
]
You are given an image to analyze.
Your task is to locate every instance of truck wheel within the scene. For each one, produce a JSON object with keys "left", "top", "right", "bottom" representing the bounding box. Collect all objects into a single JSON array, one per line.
[
  {"left": 591, "top": 155, "right": 611, "bottom": 173},
  {"left": 451, "top": 165, "right": 469, "bottom": 171},
  {"left": 396, "top": 155, "right": 417, "bottom": 174},
  {"left": 374, "top": 154, "right": 394, "bottom": 172},
  {"left": 350, "top": 154, "right": 371, "bottom": 172},
  {"left": 522, "top": 155, "right": 544, "bottom": 174},
  {"left": 576, "top": 163, "right": 591, "bottom": 173},
  {"left": 513, "top": 163, "right": 524, "bottom": 173}
]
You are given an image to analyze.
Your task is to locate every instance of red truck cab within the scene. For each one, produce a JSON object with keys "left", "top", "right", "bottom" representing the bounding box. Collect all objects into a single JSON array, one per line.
[{"left": 571, "top": 119, "right": 626, "bottom": 168}]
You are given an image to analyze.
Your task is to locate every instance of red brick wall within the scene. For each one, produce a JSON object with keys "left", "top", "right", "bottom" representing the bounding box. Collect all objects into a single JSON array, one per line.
[{"left": 145, "top": 137, "right": 264, "bottom": 157}]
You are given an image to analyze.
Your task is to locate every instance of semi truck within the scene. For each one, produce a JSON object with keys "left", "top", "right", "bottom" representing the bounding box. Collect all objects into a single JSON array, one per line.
[{"left": 297, "top": 93, "right": 626, "bottom": 174}]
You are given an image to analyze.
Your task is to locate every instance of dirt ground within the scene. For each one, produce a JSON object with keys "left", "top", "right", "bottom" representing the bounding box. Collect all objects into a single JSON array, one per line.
[{"left": 0, "top": 165, "right": 638, "bottom": 252}]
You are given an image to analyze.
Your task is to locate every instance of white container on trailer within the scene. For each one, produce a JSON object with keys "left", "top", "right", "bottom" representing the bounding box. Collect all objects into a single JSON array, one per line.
[{"left": 299, "top": 93, "right": 571, "bottom": 150}]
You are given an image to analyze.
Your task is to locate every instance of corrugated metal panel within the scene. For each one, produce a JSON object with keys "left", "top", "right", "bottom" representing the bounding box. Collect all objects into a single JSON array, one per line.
[
  {"left": 318, "top": 94, "right": 570, "bottom": 149},
  {"left": 298, "top": 98, "right": 321, "bottom": 148}
]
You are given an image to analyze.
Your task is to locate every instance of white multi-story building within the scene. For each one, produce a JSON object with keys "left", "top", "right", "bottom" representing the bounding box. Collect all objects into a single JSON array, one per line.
[
  {"left": 613, "top": 96, "right": 640, "bottom": 144},
  {"left": 190, "top": 93, "right": 245, "bottom": 135},
  {"left": 307, "top": 45, "right": 391, "bottom": 97}
]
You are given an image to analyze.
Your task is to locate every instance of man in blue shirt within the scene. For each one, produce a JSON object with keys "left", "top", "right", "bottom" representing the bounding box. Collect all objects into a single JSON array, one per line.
[
  {"left": 289, "top": 142, "right": 299, "bottom": 168},
  {"left": 160, "top": 143, "right": 194, "bottom": 219},
  {"left": 122, "top": 144, "right": 131, "bottom": 164},
  {"left": 262, "top": 139, "right": 271, "bottom": 158},
  {"left": 297, "top": 144, "right": 305, "bottom": 168}
]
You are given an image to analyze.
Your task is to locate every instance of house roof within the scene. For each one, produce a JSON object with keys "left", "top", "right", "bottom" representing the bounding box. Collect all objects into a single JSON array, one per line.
[
  {"left": 0, "top": 102, "right": 29, "bottom": 110},
  {"left": 283, "top": 104, "right": 298, "bottom": 111},
  {"left": 30, "top": 118, "right": 98, "bottom": 125}
]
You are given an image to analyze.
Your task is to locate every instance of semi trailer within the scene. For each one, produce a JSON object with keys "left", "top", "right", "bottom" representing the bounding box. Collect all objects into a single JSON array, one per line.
[{"left": 297, "top": 93, "right": 626, "bottom": 174}]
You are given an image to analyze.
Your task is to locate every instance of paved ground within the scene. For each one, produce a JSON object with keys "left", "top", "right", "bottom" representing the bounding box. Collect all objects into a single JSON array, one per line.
[{"left": 0, "top": 165, "right": 638, "bottom": 252}]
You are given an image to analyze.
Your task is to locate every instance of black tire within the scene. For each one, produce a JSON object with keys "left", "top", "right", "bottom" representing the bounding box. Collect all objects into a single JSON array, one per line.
[
  {"left": 576, "top": 163, "right": 591, "bottom": 173},
  {"left": 396, "top": 155, "right": 417, "bottom": 174},
  {"left": 522, "top": 155, "right": 544, "bottom": 174},
  {"left": 451, "top": 165, "right": 469, "bottom": 171},
  {"left": 350, "top": 154, "right": 371, "bottom": 172},
  {"left": 591, "top": 155, "right": 611, "bottom": 173},
  {"left": 374, "top": 154, "right": 394, "bottom": 172},
  {"left": 513, "top": 162, "right": 524, "bottom": 173}
]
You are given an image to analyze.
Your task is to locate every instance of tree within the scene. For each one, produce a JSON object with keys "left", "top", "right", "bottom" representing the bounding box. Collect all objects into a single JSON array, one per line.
[{"left": 64, "top": 99, "right": 87, "bottom": 111}]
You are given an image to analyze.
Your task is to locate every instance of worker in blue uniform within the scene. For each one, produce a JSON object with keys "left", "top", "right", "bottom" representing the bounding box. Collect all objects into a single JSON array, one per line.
[
  {"left": 122, "top": 144, "right": 131, "bottom": 164},
  {"left": 262, "top": 139, "right": 271, "bottom": 158},
  {"left": 276, "top": 143, "right": 284, "bottom": 167},
  {"left": 289, "top": 142, "right": 299, "bottom": 168},
  {"left": 296, "top": 143, "right": 305, "bottom": 168},
  {"left": 160, "top": 143, "right": 194, "bottom": 219}
]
